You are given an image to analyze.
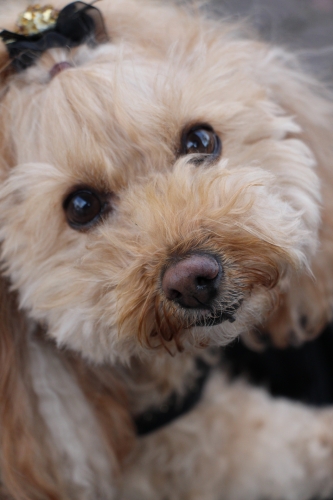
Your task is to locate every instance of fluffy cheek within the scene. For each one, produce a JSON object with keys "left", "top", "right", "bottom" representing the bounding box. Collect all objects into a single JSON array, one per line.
[
  {"left": 111, "top": 162, "right": 316, "bottom": 357},
  {"left": 0, "top": 163, "right": 110, "bottom": 356},
  {"left": 0, "top": 160, "right": 319, "bottom": 363}
]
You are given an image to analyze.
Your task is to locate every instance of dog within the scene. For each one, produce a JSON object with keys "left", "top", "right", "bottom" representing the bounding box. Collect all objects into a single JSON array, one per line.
[{"left": 1, "top": 1, "right": 333, "bottom": 499}]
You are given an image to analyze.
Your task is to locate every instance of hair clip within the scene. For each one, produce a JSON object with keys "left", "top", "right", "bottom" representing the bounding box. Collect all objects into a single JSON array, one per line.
[{"left": 0, "top": 1, "right": 109, "bottom": 72}]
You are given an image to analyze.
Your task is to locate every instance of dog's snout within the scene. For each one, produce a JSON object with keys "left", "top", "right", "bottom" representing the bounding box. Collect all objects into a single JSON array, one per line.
[{"left": 162, "top": 254, "right": 222, "bottom": 309}]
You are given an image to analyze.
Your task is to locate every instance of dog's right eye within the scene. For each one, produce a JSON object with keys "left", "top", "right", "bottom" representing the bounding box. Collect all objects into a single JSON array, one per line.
[
  {"left": 63, "top": 189, "right": 104, "bottom": 229},
  {"left": 181, "top": 125, "right": 221, "bottom": 160}
]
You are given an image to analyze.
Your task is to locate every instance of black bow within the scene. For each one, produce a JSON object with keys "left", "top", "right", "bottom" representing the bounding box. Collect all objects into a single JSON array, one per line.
[{"left": 0, "top": 2, "right": 108, "bottom": 71}]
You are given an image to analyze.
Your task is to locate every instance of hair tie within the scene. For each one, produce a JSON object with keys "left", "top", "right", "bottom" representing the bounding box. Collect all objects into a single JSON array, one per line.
[{"left": 0, "top": 2, "right": 108, "bottom": 71}]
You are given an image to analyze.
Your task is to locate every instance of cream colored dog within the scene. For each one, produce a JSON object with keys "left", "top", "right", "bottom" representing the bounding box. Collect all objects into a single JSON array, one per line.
[{"left": 1, "top": 1, "right": 333, "bottom": 499}]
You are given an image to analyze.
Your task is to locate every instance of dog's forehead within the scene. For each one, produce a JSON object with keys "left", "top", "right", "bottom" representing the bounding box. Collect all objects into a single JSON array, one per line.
[
  {"left": 9, "top": 53, "right": 180, "bottom": 177},
  {"left": 7, "top": 41, "right": 268, "bottom": 189}
]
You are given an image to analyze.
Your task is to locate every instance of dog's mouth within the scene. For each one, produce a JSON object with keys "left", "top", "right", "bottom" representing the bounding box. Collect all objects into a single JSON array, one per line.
[
  {"left": 186, "top": 299, "right": 243, "bottom": 328},
  {"left": 150, "top": 296, "right": 243, "bottom": 347},
  {"left": 193, "top": 310, "right": 237, "bottom": 327}
]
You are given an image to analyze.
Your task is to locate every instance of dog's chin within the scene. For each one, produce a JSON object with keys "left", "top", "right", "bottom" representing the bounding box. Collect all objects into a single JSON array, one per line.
[
  {"left": 193, "top": 311, "right": 237, "bottom": 327},
  {"left": 181, "top": 303, "right": 241, "bottom": 329}
]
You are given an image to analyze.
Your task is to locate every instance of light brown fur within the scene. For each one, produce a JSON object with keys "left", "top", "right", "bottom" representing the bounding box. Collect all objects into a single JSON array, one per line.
[{"left": 0, "top": 1, "right": 333, "bottom": 499}]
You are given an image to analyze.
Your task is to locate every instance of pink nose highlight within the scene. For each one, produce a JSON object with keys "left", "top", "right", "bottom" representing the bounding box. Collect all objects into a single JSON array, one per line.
[
  {"left": 162, "top": 254, "right": 221, "bottom": 309},
  {"left": 50, "top": 61, "right": 73, "bottom": 78}
]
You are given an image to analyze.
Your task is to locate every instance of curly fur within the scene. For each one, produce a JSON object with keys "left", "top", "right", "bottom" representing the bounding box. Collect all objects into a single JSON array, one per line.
[{"left": 0, "top": 1, "right": 333, "bottom": 499}]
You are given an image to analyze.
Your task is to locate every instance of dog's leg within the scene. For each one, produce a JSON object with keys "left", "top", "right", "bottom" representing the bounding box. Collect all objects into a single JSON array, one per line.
[{"left": 121, "top": 371, "right": 333, "bottom": 500}]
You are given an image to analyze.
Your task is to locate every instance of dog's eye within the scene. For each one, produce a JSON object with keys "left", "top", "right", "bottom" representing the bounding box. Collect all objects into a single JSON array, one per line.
[
  {"left": 181, "top": 125, "right": 221, "bottom": 158},
  {"left": 64, "top": 189, "right": 104, "bottom": 229}
]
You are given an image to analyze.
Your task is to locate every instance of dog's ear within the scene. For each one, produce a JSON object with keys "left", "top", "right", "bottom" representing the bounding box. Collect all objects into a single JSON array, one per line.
[
  {"left": 0, "top": 45, "right": 64, "bottom": 496},
  {"left": 0, "top": 44, "right": 12, "bottom": 86},
  {"left": 0, "top": 276, "right": 68, "bottom": 499},
  {"left": 254, "top": 51, "right": 333, "bottom": 348},
  {"left": 0, "top": 52, "right": 9, "bottom": 76},
  {"left": 0, "top": 273, "right": 135, "bottom": 498},
  {"left": 0, "top": 261, "right": 134, "bottom": 498},
  {"left": 0, "top": 48, "right": 15, "bottom": 177}
]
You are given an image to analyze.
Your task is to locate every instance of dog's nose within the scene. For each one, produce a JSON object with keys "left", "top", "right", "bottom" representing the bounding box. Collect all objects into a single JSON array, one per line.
[{"left": 162, "top": 254, "right": 222, "bottom": 309}]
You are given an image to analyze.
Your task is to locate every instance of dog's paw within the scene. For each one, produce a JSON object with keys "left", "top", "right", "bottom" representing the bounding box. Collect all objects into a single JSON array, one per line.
[{"left": 259, "top": 271, "right": 332, "bottom": 349}]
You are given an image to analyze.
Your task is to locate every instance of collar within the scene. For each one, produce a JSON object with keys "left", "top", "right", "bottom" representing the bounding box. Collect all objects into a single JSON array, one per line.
[{"left": 134, "top": 358, "right": 211, "bottom": 436}]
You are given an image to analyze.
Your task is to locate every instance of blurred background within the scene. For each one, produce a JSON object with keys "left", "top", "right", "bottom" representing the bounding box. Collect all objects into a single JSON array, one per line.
[{"left": 209, "top": 0, "right": 333, "bottom": 79}]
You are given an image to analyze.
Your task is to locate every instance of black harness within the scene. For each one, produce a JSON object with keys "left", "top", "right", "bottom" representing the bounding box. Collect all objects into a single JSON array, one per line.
[
  {"left": 134, "top": 359, "right": 211, "bottom": 436},
  {"left": 134, "top": 323, "right": 333, "bottom": 436}
]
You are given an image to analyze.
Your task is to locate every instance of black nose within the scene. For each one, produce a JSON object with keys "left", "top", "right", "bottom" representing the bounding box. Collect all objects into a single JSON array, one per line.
[{"left": 162, "top": 253, "right": 222, "bottom": 309}]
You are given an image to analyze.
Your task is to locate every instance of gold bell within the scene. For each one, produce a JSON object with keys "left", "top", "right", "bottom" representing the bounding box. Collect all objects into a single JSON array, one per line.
[{"left": 16, "top": 4, "right": 59, "bottom": 36}]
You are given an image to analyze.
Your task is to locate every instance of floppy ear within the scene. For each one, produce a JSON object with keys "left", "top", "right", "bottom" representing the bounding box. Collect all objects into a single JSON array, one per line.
[
  {"left": 0, "top": 30, "right": 55, "bottom": 500},
  {"left": 0, "top": 37, "right": 67, "bottom": 497},
  {"left": 0, "top": 52, "right": 10, "bottom": 76},
  {"left": 0, "top": 276, "right": 68, "bottom": 499},
  {"left": 0, "top": 274, "right": 135, "bottom": 499},
  {"left": 0, "top": 37, "right": 134, "bottom": 500},
  {"left": 253, "top": 50, "right": 333, "bottom": 348},
  {"left": 0, "top": 268, "right": 134, "bottom": 500}
]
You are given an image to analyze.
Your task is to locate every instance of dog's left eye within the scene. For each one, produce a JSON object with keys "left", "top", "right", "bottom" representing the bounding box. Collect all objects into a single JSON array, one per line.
[
  {"left": 63, "top": 189, "right": 105, "bottom": 229},
  {"left": 181, "top": 125, "right": 221, "bottom": 158}
]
